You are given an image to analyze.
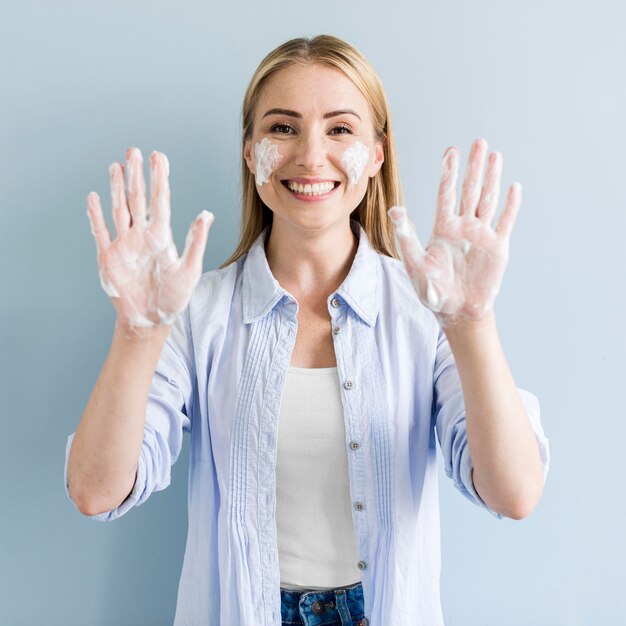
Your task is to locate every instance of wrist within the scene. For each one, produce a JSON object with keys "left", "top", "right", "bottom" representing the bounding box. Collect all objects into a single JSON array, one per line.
[
  {"left": 441, "top": 309, "right": 497, "bottom": 343},
  {"left": 113, "top": 318, "right": 173, "bottom": 344}
]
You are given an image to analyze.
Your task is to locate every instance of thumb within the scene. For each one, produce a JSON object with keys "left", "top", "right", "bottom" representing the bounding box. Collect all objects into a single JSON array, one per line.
[
  {"left": 387, "top": 206, "right": 426, "bottom": 272},
  {"left": 180, "top": 211, "right": 214, "bottom": 275}
]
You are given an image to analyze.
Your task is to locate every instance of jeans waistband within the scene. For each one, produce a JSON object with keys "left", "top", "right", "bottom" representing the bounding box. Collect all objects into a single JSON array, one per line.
[{"left": 280, "top": 581, "right": 366, "bottom": 625}]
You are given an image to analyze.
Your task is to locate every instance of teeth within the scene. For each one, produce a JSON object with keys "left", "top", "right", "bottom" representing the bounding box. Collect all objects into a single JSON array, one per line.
[{"left": 287, "top": 181, "right": 335, "bottom": 195}]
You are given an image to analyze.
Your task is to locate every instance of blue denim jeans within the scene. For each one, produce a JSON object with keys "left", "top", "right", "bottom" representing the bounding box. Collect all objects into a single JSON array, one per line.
[{"left": 280, "top": 581, "right": 367, "bottom": 625}]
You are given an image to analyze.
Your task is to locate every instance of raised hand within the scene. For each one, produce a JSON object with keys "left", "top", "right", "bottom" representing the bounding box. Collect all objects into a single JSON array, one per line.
[
  {"left": 388, "top": 138, "right": 521, "bottom": 327},
  {"left": 86, "top": 147, "right": 214, "bottom": 335}
]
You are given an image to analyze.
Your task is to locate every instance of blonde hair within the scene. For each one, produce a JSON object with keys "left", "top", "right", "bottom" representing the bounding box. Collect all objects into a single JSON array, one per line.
[{"left": 219, "top": 34, "right": 403, "bottom": 269}]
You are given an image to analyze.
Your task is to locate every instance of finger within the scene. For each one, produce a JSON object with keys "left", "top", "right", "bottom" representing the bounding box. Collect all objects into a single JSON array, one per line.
[
  {"left": 149, "top": 151, "right": 171, "bottom": 229},
  {"left": 109, "top": 161, "right": 130, "bottom": 236},
  {"left": 434, "top": 147, "right": 459, "bottom": 231},
  {"left": 180, "top": 211, "right": 214, "bottom": 275},
  {"left": 125, "top": 147, "right": 147, "bottom": 228},
  {"left": 495, "top": 183, "right": 522, "bottom": 239},
  {"left": 476, "top": 151, "right": 502, "bottom": 226},
  {"left": 387, "top": 205, "right": 425, "bottom": 272},
  {"left": 459, "top": 138, "right": 488, "bottom": 217},
  {"left": 86, "top": 192, "right": 112, "bottom": 254}
]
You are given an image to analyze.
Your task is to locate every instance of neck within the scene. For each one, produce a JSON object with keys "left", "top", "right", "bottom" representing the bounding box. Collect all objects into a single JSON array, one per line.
[{"left": 264, "top": 218, "right": 358, "bottom": 301}]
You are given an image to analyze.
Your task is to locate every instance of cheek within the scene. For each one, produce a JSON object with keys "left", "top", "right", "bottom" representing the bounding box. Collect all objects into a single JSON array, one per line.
[
  {"left": 340, "top": 141, "right": 370, "bottom": 189},
  {"left": 253, "top": 138, "right": 283, "bottom": 185}
]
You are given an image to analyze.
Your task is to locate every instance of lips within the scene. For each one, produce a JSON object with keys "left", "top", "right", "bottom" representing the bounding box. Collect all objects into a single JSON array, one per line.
[{"left": 280, "top": 179, "right": 341, "bottom": 199}]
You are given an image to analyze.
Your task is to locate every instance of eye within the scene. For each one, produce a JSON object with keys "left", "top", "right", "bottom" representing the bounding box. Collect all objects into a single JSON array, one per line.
[
  {"left": 330, "top": 123, "right": 353, "bottom": 135},
  {"left": 270, "top": 123, "right": 295, "bottom": 134}
]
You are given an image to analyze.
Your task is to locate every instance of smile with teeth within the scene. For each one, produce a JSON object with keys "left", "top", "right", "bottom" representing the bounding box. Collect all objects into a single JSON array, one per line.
[{"left": 284, "top": 180, "right": 338, "bottom": 196}]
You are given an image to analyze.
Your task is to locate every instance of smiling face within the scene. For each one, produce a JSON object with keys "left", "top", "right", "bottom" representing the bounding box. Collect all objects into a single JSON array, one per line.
[{"left": 243, "top": 62, "right": 384, "bottom": 233}]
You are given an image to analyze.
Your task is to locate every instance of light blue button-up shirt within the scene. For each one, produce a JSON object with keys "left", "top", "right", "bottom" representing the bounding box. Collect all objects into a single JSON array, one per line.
[{"left": 64, "top": 219, "right": 550, "bottom": 625}]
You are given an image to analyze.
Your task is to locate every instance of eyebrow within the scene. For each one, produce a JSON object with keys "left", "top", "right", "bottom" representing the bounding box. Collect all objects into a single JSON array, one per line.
[{"left": 262, "top": 108, "right": 362, "bottom": 121}]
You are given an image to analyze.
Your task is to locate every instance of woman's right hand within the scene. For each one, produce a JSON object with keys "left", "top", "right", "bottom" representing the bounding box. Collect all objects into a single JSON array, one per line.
[{"left": 86, "top": 147, "right": 214, "bottom": 335}]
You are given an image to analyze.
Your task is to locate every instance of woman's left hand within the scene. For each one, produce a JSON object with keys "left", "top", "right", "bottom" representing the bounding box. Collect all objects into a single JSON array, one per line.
[{"left": 388, "top": 138, "right": 521, "bottom": 327}]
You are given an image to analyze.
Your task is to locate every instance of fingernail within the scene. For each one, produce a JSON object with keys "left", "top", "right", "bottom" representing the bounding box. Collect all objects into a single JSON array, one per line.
[
  {"left": 109, "top": 163, "right": 125, "bottom": 183},
  {"left": 150, "top": 151, "right": 169, "bottom": 177},
  {"left": 125, "top": 147, "right": 143, "bottom": 162}
]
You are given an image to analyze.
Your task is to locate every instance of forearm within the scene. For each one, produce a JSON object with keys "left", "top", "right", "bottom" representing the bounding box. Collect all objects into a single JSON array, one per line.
[
  {"left": 67, "top": 323, "right": 171, "bottom": 515},
  {"left": 443, "top": 311, "right": 543, "bottom": 519}
]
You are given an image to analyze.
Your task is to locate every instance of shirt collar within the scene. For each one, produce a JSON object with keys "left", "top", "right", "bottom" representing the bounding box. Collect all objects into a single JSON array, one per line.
[{"left": 242, "top": 219, "right": 381, "bottom": 327}]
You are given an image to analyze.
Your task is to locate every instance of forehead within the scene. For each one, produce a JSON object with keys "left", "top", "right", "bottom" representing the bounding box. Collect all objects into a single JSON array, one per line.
[{"left": 257, "top": 63, "right": 371, "bottom": 119}]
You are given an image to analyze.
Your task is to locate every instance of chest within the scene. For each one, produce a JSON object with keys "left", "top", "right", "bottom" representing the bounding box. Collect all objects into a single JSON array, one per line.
[{"left": 290, "top": 304, "right": 337, "bottom": 368}]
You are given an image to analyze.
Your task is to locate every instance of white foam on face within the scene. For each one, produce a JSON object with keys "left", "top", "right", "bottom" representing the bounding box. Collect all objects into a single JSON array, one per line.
[
  {"left": 341, "top": 141, "right": 370, "bottom": 189},
  {"left": 254, "top": 138, "right": 282, "bottom": 185}
]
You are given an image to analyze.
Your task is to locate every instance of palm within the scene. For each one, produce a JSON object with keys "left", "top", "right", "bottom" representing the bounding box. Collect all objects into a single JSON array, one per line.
[
  {"left": 100, "top": 227, "right": 189, "bottom": 326},
  {"left": 389, "top": 139, "right": 520, "bottom": 326},
  {"left": 87, "top": 148, "right": 213, "bottom": 332}
]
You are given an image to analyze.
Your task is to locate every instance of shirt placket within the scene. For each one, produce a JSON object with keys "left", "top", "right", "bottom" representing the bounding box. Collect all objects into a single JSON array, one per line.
[{"left": 328, "top": 294, "right": 372, "bottom": 607}]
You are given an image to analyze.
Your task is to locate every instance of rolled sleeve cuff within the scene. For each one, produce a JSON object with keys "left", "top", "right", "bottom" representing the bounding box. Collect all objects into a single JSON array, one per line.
[
  {"left": 455, "top": 388, "right": 550, "bottom": 520},
  {"left": 64, "top": 432, "right": 148, "bottom": 522},
  {"left": 453, "top": 445, "right": 503, "bottom": 519}
]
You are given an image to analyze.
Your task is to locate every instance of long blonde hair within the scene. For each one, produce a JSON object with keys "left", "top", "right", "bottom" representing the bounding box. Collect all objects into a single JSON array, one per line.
[{"left": 219, "top": 34, "right": 403, "bottom": 269}]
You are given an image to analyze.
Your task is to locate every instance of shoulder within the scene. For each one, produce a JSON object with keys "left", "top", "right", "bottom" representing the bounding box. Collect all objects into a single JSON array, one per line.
[
  {"left": 376, "top": 253, "right": 440, "bottom": 334},
  {"left": 188, "top": 259, "right": 243, "bottom": 325},
  {"left": 377, "top": 254, "right": 421, "bottom": 311}
]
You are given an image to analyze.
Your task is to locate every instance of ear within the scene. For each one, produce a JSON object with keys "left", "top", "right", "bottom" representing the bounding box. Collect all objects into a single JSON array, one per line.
[
  {"left": 244, "top": 139, "right": 255, "bottom": 175},
  {"left": 368, "top": 139, "right": 385, "bottom": 178}
]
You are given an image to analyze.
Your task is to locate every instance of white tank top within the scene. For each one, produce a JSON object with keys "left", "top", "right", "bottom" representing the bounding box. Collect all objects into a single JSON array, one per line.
[{"left": 275, "top": 366, "right": 361, "bottom": 591}]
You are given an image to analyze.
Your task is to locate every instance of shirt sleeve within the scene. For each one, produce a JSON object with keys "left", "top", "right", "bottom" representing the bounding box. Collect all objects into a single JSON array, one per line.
[
  {"left": 64, "top": 309, "right": 195, "bottom": 522},
  {"left": 432, "top": 328, "right": 551, "bottom": 519}
]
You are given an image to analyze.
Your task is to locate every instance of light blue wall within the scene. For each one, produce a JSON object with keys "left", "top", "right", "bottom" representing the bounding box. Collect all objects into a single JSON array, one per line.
[{"left": 1, "top": 1, "right": 624, "bottom": 624}]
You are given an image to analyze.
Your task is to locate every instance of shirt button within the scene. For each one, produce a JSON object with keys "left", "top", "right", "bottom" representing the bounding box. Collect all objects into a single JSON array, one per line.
[
  {"left": 343, "top": 380, "right": 353, "bottom": 390},
  {"left": 331, "top": 297, "right": 340, "bottom": 307},
  {"left": 357, "top": 619, "right": 369, "bottom": 626},
  {"left": 333, "top": 326, "right": 341, "bottom": 335},
  {"left": 357, "top": 560, "right": 367, "bottom": 570},
  {"left": 349, "top": 441, "right": 360, "bottom": 450},
  {"left": 354, "top": 501, "right": 365, "bottom": 511}
]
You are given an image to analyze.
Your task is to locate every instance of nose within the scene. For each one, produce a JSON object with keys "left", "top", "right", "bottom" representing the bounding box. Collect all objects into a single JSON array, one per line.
[{"left": 294, "top": 130, "right": 326, "bottom": 171}]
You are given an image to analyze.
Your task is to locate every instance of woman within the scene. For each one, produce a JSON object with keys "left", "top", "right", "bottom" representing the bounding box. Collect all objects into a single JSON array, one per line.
[{"left": 65, "top": 35, "right": 550, "bottom": 626}]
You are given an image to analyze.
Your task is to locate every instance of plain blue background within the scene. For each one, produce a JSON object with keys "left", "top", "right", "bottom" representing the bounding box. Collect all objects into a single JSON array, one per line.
[{"left": 1, "top": 1, "right": 624, "bottom": 624}]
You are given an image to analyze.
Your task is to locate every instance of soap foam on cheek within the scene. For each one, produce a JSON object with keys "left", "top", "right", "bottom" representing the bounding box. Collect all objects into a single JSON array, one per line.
[
  {"left": 254, "top": 138, "right": 282, "bottom": 185},
  {"left": 341, "top": 141, "right": 370, "bottom": 189}
]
